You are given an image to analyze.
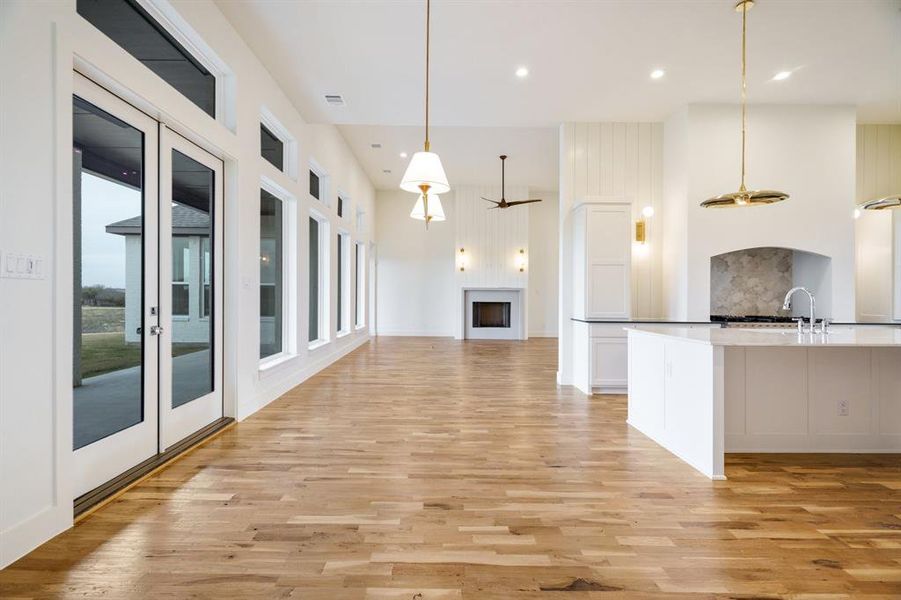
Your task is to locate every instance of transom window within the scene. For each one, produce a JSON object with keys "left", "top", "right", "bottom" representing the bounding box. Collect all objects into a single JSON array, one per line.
[
  {"left": 260, "top": 124, "right": 284, "bottom": 171},
  {"left": 77, "top": 0, "right": 216, "bottom": 118},
  {"left": 309, "top": 170, "right": 320, "bottom": 200}
]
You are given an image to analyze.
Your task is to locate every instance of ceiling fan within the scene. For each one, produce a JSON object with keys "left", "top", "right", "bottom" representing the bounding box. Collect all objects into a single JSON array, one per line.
[{"left": 482, "top": 155, "right": 542, "bottom": 209}]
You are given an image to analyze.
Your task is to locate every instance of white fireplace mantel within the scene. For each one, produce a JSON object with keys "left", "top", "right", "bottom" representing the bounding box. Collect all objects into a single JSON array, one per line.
[{"left": 456, "top": 287, "right": 527, "bottom": 340}]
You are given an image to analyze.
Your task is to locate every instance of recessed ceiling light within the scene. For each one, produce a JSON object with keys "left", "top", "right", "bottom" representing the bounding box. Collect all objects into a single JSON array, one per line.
[
  {"left": 772, "top": 70, "right": 792, "bottom": 81},
  {"left": 515, "top": 66, "right": 529, "bottom": 78},
  {"left": 650, "top": 69, "right": 665, "bottom": 80},
  {"left": 399, "top": 152, "right": 408, "bottom": 159}
]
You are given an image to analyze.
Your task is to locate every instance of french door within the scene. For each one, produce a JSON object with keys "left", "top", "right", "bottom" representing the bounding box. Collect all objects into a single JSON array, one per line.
[{"left": 72, "top": 73, "right": 224, "bottom": 497}]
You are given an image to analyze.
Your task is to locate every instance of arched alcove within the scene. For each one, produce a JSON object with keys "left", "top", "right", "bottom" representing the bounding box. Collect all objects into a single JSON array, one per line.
[{"left": 709, "top": 247, "right": 832, "bottom": 318}]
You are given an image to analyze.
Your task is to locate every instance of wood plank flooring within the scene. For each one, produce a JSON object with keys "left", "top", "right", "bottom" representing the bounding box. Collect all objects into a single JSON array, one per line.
[{"left": 2, "top": 337, "right": 900, "bottom": 598}]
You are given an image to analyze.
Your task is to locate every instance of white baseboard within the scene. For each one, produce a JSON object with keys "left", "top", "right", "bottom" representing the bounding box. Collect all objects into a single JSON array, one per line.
[
  {"left": 1, "top": 504, "right": 70, "bottom": 569},
  {"left": 375, "top": 330, "right": 454, "bottom": 337},
  {"left": 528, "top": 331, "right": 559, "bottom": 338}
]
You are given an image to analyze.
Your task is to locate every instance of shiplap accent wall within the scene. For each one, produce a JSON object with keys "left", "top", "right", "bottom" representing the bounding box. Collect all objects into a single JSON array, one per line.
[
  {"left": 453, "top": 185, "right": 530, "bottom": 338},
  {"left": 561, "top": 123, "right": 664, "bottom": 318},
  {"left": 855, "top": 124, "right": 901, "bottom": 321},
  {"left": 454, "top": 184, "right": 530, "bottom": 290},
  {"left": 558, "top": 122, "right": 663, "bottom": 386}
]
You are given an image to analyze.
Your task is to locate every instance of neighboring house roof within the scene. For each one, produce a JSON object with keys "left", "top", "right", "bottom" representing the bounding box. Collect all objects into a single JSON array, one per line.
[{"left": 106, "top": 204, "right": 211, "bottom": 236}]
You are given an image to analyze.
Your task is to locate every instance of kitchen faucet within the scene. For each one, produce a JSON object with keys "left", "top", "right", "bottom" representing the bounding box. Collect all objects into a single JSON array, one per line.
[{"left": 782, "top": 287, "right": 823, "bottom": 333}]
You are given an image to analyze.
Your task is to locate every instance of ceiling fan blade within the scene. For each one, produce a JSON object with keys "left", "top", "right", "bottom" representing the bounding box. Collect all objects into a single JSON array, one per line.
[
  {"left": 481, "top": 196, "right": 501, "bottom": 205},
  {"left": 505, "top": 199, "right": 543, "bottom": 207}
]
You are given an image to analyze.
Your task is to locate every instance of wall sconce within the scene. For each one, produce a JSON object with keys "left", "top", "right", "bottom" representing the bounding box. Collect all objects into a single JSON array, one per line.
[
  {"left": 515, "top": 248, "right": 527, "bottom": 272},
  {"left": 457, "top": 247, "right": 467, "bottom": 271},
  {"left": 635, "top": 205, "right": 654, "bottom": 244}
]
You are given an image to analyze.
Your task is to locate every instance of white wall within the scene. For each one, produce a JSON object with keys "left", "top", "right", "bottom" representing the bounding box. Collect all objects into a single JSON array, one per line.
[
  {"left": 663, "top": 104, "right": 857, "bottom": 321},
  {"left": 0, "top": 0, "right": 374, "bottom": 567},
  {"left": 558, "top": 122, "right": 664, "bottom": 385},
  {"left": 528, "top": 191, "right": 559, "bottom": 337},
  {"left": 374, "top": 190, "right": 456, "bottom": 336},
  {"left": 374, "top": 186, "right": 558, "bottom": 338},
  {"left": 855, "top": 124, "right": 901, "bottom": 322}
]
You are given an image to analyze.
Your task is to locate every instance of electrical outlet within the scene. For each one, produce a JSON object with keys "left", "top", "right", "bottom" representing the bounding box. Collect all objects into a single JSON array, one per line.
[{"left": 838, "top": 398, "right": 849, "bottom": 417}]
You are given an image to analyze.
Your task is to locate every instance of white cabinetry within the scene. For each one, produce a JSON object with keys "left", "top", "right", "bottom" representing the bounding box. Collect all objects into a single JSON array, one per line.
[{"left": 572, "top": 202, "right": 631, "bottom": 320}]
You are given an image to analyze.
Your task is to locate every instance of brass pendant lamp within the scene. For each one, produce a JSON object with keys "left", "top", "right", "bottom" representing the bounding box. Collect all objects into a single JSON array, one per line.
[
  {"left": 400, "top": 0, "right": 450, "bottom": 228},
  {"left": 701, "top": 0, "right": 789, "bottom": 208},
  {"left": 858, "top": 194, "right": 901, "bottom": 211}
]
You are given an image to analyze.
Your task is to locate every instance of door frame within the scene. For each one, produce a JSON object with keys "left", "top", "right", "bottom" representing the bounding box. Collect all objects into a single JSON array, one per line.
[
  {"left": 158, "top": 127, "right": 225, "bottom": 451},
  {"left": 72, "top": 72, "right": 160, "bottom": 498}
]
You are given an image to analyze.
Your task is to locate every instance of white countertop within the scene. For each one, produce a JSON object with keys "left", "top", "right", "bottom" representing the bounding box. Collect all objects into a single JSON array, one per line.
[{"left": 625, "top": 325, "right": 901, "bottom": 347}]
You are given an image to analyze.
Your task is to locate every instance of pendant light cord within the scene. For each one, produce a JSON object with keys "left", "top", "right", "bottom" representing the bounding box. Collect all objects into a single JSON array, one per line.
[
  {"left": 424, "top": 0, "right": 431, "bottom": 152},
  {"left": 739, "top": 0, "right": 748, "bottom": 192}
]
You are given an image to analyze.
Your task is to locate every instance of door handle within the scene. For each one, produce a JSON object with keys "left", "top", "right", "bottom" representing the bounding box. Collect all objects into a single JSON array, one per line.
[{"left": 149, "top": 325, "right": 164, "bottom": 336}]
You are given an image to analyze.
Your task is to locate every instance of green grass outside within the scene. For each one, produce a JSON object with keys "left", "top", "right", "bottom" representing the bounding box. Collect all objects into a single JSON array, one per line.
[
  {"left": 81, "top": 307, "right": 126, "bottom": 333},
  {"left": 79, "top": 332, "right": 207, "bottom": 379}
]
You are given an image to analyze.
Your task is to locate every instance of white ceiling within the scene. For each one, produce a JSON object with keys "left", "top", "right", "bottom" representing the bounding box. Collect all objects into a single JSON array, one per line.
[
  {"left": 215, "top": 0, "right": 901, "bottom": 189},
  {"left": 337, "top": 125, "right": 558, "bottom": 190}
]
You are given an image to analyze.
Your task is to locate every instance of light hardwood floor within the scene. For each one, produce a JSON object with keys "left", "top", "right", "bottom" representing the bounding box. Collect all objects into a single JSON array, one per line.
[{"left": 2, "top": 337, "right": 900, "bottom": 598}]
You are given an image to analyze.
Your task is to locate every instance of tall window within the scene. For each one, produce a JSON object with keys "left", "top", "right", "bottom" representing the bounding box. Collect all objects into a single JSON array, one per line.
[
  {"left": 172, "top": 237, "right": 190, "bottom": 316},
  {"left": 260, "top": 124, "right": 284, "bottom": 171},
  {"left": 260, "top": 190, "right": 283, "bottom": 359},
  {"left": 337, "top": 233, "right": 350, "bottom": 334},
  {"left": 355, "top": 243, "right": 365, "bottom": 327},
  {"left": 309, "top": 216, "right": 328, "bottom": 344},
  {"left": 77, "top": 0, "right": 216, "bottom": 117}
]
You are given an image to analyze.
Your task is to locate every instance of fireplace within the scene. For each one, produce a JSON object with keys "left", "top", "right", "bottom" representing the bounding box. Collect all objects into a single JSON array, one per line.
[
  {"left": 472, "top": 302, "right": 511, "bottom": 328},
  {"left": 462, "top": 288, "right": 524, "bottom": 340}
]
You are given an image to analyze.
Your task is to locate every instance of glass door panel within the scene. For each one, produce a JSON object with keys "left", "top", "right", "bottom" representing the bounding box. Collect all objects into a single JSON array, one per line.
[
  {"left": 72, "top": 73, "right": 159, "bottom": 497},
  {"left": 159, "top": 128, "right": 223, "bottom": 450}
]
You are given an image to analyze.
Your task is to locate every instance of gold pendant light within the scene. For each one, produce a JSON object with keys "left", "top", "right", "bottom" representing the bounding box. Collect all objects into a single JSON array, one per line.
[
  {"left": 400, "top": 0, "right": 450, "bottom": 228},
  {"left": 858, "top": 194, "right": 901, "bottom": 211},
  {"left": 701, "top": 0, "right": 789, "bottom": 208}
]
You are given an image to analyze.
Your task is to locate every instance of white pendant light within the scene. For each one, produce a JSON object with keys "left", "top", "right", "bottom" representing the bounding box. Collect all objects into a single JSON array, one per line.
[
  {"left": 400, "top": 0, "right": 450, "bottom": 227},
  {"left": 410, "top": 192, "right": 446, "bottom": 222},
  {"left": 701, "top": 0, "right": 789, "bottom": 208}
]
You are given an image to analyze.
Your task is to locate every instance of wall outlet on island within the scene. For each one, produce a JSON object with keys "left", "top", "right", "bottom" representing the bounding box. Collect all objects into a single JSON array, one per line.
[{"left": 838, "top": 398, "right": 850, "bottom": 417}]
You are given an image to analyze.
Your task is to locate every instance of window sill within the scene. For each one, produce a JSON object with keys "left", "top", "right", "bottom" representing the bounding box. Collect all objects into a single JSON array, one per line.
[
  {"left": 354, "top": 324, "right": 366, "bottom": 331},
  {"left": 336, "top": 329, "right": 350, "bottom": 339},
  {"left": 259, "top": 352, "right": 296, "bottom": 374},
  {"left": 308, "top": 339, "right": 329, "bottom": 352}
]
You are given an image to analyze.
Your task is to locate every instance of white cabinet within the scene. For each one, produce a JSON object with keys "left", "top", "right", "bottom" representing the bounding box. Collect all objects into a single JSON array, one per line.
[
  {"left": 590, "top": 325, "right": 628, "bottom": 391},
  {"left": 572, "top": 202, "right": 631, "bottom": 320}
]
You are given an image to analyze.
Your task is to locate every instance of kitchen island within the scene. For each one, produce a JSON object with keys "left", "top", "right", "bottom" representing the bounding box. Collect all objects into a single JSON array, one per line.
[{"left": 626, "top": 325, "right": 901, "bottom": 479}]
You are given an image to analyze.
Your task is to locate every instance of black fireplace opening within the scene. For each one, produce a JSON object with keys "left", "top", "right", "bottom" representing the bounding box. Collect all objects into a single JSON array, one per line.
[{"left": 472, "top": 301, "right": 511, "bottom": 328}]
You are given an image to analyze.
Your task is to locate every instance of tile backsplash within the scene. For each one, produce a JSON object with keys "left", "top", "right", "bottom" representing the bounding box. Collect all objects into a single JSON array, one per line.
[{"left": 710, "top": 248, "right": 793, "bottom": 316}]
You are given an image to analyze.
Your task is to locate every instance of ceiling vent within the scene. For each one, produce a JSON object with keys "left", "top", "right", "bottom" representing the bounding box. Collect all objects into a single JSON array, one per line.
[
  {"left": 370, "top": 143, "right": 382, "bottom": 149},
  {"left": 324, "top": 94, "right": 345, "bottom": 106},
  {"left": 382, "top": 169, "right": 392, "bottom": 174}
]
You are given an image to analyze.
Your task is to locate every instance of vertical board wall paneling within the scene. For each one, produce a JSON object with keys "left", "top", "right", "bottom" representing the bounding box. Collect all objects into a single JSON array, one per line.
[
  {"left": 454, "top": 185, "right": 530, "bottom": 291},
  {"left": 855, "top": 125, "right": 901, "bottom": 321},
  {"left": 566, "top": 123, "right": 664, "bottom": 318}
]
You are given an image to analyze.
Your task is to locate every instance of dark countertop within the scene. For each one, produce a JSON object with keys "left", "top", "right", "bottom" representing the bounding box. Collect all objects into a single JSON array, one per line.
[{"left": 571, "top": 318, "right": 900, "bottom": 327}]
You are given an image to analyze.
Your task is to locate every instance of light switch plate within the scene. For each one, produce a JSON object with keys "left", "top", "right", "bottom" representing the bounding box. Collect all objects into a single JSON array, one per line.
[{"left": 0, "top": 250, "right": 46, "bottom": 280}]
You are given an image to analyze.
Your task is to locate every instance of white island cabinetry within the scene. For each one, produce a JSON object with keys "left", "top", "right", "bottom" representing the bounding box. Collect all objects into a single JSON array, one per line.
[{"left": 627, "top": 326, "right": 901, "bottom": 479}]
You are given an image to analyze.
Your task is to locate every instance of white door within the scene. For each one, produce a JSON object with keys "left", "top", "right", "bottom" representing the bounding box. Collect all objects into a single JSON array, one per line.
[
  {"left": 158, "top": 128, "right": 224, "bottom": 450},
  {"left": 72, "top": 73, "right": 159, "bottom": 496}
]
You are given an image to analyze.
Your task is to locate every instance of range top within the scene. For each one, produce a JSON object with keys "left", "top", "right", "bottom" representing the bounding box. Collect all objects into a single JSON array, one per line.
[{"left": 710, "top": 315, "right": 796, "bottom": 323}]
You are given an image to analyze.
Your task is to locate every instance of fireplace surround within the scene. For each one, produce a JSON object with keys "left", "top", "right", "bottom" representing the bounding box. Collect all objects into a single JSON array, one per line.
[{"left": 463, "top": 288, "right": 524, "bottom": 340}]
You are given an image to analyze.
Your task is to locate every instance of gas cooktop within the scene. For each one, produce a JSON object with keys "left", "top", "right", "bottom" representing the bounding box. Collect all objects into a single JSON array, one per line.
[{"left": 710, "top": 315, "right": 797, "bottom": 323}]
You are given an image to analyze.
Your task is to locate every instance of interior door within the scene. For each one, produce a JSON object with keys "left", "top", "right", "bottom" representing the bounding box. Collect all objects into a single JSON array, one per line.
[
  {"left": 72, "top": 73, "right": 159, "bottom": 497},
  {"left": 158, "top": 127, "right": 224, "bottom": 450}
]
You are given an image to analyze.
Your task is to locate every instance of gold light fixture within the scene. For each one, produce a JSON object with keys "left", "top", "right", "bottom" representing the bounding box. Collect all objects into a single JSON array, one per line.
[
  {"left": 399, "top": 0, "right": 450, "bottom": 228},
  {"left": 516, "top": 249, "right": 527, "bottom": 272},
  {"left": 701, "top": 0, "right": 789, "bottom": 208},
  {"left": 457, "top": 248, "right": 467, "bottom": 271},
  {"left": 858, "top": 194, "right": 901, "bottom": 211}
]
